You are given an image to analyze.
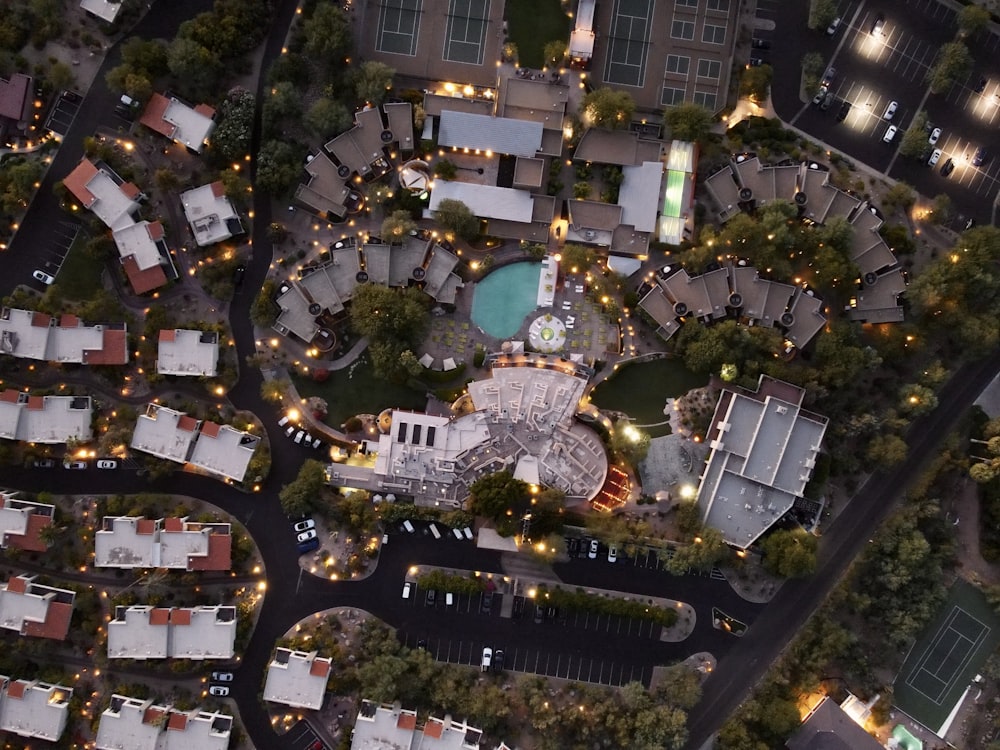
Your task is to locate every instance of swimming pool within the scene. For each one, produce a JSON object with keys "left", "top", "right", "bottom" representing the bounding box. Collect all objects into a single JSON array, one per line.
[{"left": 471, "top": 262, "right": 542, "bottom": 338}]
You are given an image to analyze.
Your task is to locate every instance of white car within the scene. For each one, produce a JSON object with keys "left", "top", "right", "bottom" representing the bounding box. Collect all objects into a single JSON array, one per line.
[
  {"left": 481, "top": 647, "right": 493, "bottom": 672},
  {"left": 297, "top": 529, "right": 317, "bottom": 543},
  {"left": 294, "top": 430, "right": 305, "bottom": 444},
  {"left": 311, "top": 437, "right": 323, "bottom": 449},
  {"left": 211, "top": 672, "right": 233, "bottom": 682},
  {"left": 293, "top": 518, "right": 315, "bottom": 533},
  {"left": 32, "top": 270, "right": 55, "bottom": 285},
  {"left": 208, "top": 686, "right": 229, "bottom": 697},
  {"left": 402, "top": 581, "right": 412, "bottom": 599},
  {"left": 883, "top": 101, "right": 898, "bottom": 120},
  {"left": 63, "top": 460, "right": 87, "bottom": 470},
  {"left": 588, "top": 539, "right": 599, "bottom": 559},
  {"left": 928, "top": 127, "right": 941, "bottom": 145},
  {"left": 285, "top": 425, "right": 295, "bottom": 437},
  {"left": 826, "top": 16, "right": 841, "bottom": 35},
  {"left": 96, "top": 460, "right": 117, "bottom": 469},
  {"left": 882, "top": 125, "right": 898, "bottom": 143},
  {"left": 278, "top": 416, "right": 290, "bottom": 427},
  {"left": 812, "top": 85, "right": 829, "bottom": 106},
  {"left": 927, "top": 148, "right": 942, "bottom": 167},
  {"left": 607, "top": 545, "right": 618, "bottom": 563}
]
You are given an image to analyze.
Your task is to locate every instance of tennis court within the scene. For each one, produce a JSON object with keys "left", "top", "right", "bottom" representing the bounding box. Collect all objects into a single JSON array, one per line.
[
  {"left": 603, "top": 0, "right": 655, "bottom": 87},
  {"left": 376, "top": 0, "right": 423, "bottom": 56},
  {"left": 443, "top": 0, "right": 491, "bottom": 65},
  {"left": 894, "top": 579, "right": 1000, "bottom": 735}
]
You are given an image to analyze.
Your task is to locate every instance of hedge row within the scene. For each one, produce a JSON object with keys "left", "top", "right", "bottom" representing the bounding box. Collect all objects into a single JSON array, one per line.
[
  {"left": 535, "top": 585, "right": 678, "bottom": 627},
  {"left": 417, "top": 570, "right": 487, "bottom": 595}
]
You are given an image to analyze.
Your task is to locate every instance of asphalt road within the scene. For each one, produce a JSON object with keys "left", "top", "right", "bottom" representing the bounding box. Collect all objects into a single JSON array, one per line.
[
  {"left": 684, "top": 348, "right": 1000, "bottom": 749},
  {"left": 769, "top": 0, "right": 1000, "bottom": 226}
]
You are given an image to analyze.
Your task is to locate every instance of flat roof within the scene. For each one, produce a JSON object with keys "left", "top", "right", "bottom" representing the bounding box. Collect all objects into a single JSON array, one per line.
[
  {"left": 263, "top": 649, "right": 330, "bottom": 710},
  {"left": 275, "top": 284, "right": 320, "bottom": 343},
  {"left": 429, "top": 180, "right": 534, "bottom": 223},
  {"left": 62, "top": 159, "right": 140, "bottom": 230},
  {"left": 0, "top": 391, "right": 93, "bottom": 444},
  {"left": 140, "top": 93, "right": 216, "bottom": 152},
  {"left": 618, "top": 161, "right": 662, "bottom": 233},
  {"left": 188, "top": 423, "right": 259, "bottom": 483},
  {"left": 80, "top": 0, "right": 122, "bottom": 22},
  {"left": 297, "top": 152, "right": 349, "bottom": 219},
  {"left": 0, "top": 308, "right": 128, "bottom": 365},
  {"left": 383, "top": 102, "right": 415, "bottom": 152},
  {"left": 112, "top": 221, "right": 165, "bottom": 271},
  {"left": 131, "top": 404, "right": 198, "bottom": 463},
  {"left": 181, "top": 183, "right": 239, "bottom": 246},
  {"left": 107, "top": 606, "right": 236, "bottom": 659},
  {"left": 157, "top": 329, "right": 219, "bottom": 377},
  {"left": 0, "top": 575, "right": 75, "bottom": 640},
  {"left": 0, "top": 679, "right": 72, "bottom": 742},
  {"left": 438, "top": 111, "right": 543, "bottom": 158},
  {"left": 96, "top": 695, "right": 232, "bottom": 750},
  {"left": 574, "top": 129, "right": 664, "bottom": 166}
]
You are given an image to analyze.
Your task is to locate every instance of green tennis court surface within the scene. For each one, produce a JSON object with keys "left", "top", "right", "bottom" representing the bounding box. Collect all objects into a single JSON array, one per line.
[{"left": 894, "top": 579, "right": 1000, "bottom": 734}]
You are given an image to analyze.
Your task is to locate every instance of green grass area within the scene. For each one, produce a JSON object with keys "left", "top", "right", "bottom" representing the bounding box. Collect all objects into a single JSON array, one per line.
[
  {"left": 292, "top": 355, "right": 428, "bottom": 427},
  {"left": 56, "top": 231, "right": 104, "bottom": 301},
  {"left": 589, "top": 358, "right": 707, "bottom": 437},
  {"left": 505, "top": 0, "right": 571, "bottom": 69}
]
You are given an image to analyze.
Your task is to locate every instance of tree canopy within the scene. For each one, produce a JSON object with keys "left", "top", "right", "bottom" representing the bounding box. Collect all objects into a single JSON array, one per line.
[
  {"left": 663, "top": 103, "right": 713, "bottom": 143},
  {"left": 433, "top": 198, "right": 480, "bottom": 241},
  {"left": 354, "top": 61, "right": 395, "bottom": 104},
  {"left": 927, "top": 41, "right": 973, "bottom": 94},
  {"left": 467, "top": 470, "right": 529, "bottom": 534},
  {"left": 739, "top": 64, "right": 773, "bottom": 103},
  {"left": 279, "top": 460, "right": 328, "bottom": 517},
  {"left": 348, "top": 284, "right": 430, "bottom": 380},
  {"left": 761, "top": 529, "right": 818, "bottom": 577},
  {"left": 302, "top": 3, "right": 353, "bottom": 71},
  {"left": 581, "top": 88, "right": 635, "bottom": 129}
]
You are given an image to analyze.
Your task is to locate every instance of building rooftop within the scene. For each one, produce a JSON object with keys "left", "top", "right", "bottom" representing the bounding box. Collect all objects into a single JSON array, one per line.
[
  {"left": 574, "top": 129, "right": 664, "bottom": 166},
  {"left": 188, "top": 421, "right": 260, "bottom": 483},
  {"left": 263, "top": 648, "right": 331, "bottom": 710},
  {"left": 429, "top": 181, "right": 534, "bottom": 223},
  {"left": 786, "top": 697, "right": 883, "bottom": 750},
  {"left": 0, "top": 574, "right": 74, "bottom": 640},
  {"left": 96, "top": 694, "right": 232, "bottom": 750},
  {"left": 112, "top": 220, "right": 172, "bottom": 289},
  {"left": 62, "top": 158, "right": 141, "bottom": 230},
  {"left": 618, "top": 161, "right": 662, "bottom": 233},
  {"left": 180, "top": 183, "right": 241, "bottom": 246},
  {"left": 0, "top": 677, "right": 72, "bottom": 742},
  {"left": 80, "top": 0, "right": 123, "bottom": 22},
  {"left": 0, "top": 73, "right": 32, "bottom": 123},
  {"left": 438, "top": 111, "right": 543, "bottom": 158},
  {"left": 107, "top": 605, "right": 236, "bottom": 659},
  {"left": 95, "top": 516, "right": 231, "bottom": 570},
  {"left": 156, "top": 329, "right": 219, "bottom": 377},
  {"left": 139, "top": 93, "right": 216, "bottom": 153},
  {"left": 0, "top": 307, "right": 128, "bottom": 364},
  {"left": 0, "top": 492, "right": 54, "bottom": 553},
  {"left": 296, "top": 151, "right": 350, "bottom": 220},
  {"left": 697, "top": 376, "right": 827, "bottom": 548},
  {"left": 0, "top": 389, "right": 93, "bottom": 444},
  {"left": 351, "top": 700, "right": 487, "bottom": 750},
  {"left": 131, "top": 403, "right": 199, "bottom": 463}
]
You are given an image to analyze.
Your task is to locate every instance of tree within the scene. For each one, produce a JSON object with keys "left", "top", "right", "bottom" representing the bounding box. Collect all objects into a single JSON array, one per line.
[
  {"left": 801, "top": 51, "right": 824, "bottom": 94},
  {"left": 881, "top": 181, "right": 916, "bottom": 213},
  {"left": 279, "top": 460, "right": 328, "bottom": 517},
  {"left": 543, "top": 39, "right": 567, "bottom": 67},
  {"left": 468, "top": 470, "right": 529, "bottom": 530},
  {"left": 581, "top": 88, "right": 635, "bottom": 129},
  {"left": 303, "top": 3, "right": 352, "bottom": 72},
  {"left": 155, "top": 168, "right": 181, "bottom": 192},
  {"left": 663, "top": 103, "right": 713, "bottom": 143},
  {"left": 898, "top": 111, "right": 930, "bottom": 159},
  {"left": 256, "top": 140, "right": 305, "bottom": 197},
  {"left": 0, "top": 159, "right": 42, "bottom": 212},
  {"left": 610, "top": 422, "right": 651, "bottom": 464},
  {"left": 560, "top": 243, "right": 596, "bottom": 273},
  {"left": 212, "top": 88, "right": 256, "bottom": 163},
  {"left": 349, "top": 284, "right": 430, "bottom": 380},
  {"left": 262, "top": 80, "right": 302, "bottom": 138},
  {"left": 251, "top": 280, "right": 278, "bottom": 326},
  {"left": 927, "top": 41, "right": 973, "bottom": 94},
  {"left": 761, "top": 529, "right": 818, "bottom": 577},
  {"left": 867, "top": 433, "right": 909, "bottom": 469},
  {"left": 929, "top": 192, "right": 953, "bottom": 224},
  {"left": 957, "top": 4, "right": 990, "bottom": 36},
  {"left": 354, "top": 61, "right": 395, "bottom": 104},
  {"left": 808, "top": 0, "right": 839, "bottom": 30},
  {"left": 739, "top": 64, "right": 773, "bottom": 103},
  {"left": 433, "top": 198, "right": 479, "bottom": 241},
  {"left": 260, "top": 378, "right": 288, "bottom": 403},
  {"left": 381, "top": 210, "right": 418, "bottom": 241},
  {"left": 47, "top": 61, "right": 75, "bottom": 92},
  {"left": 166, "top": 37, "right": 221, "bottom": 101},
  {"left": 665, "top": 527, "right": 729, "bottom": 573},
  {"left": 572, "top": 181, "right": 592, "bottom": 199},
  {"left": 304, "top": 97, "right": 351, "bottom": 141}
]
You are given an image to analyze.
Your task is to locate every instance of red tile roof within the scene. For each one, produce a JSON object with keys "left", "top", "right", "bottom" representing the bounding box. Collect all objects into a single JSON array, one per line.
[
  {"left": 309, "top": 658, "right": 330, "bottom": 678},
  {"left": 123, "top": 255, "right": 168, "bottom": 295},
  {"left": 63, "top": 159, "right": 99, "bottom": 207},
  {"left": 6, "top": 681, "right": 26, "bottom": 700},
  {"left": 177, "top": 415, "right": 199, "bottom": 432},
  {"left": 167, "top": 713, "right": 188, "bottom": 731},
  {"left": 194, "top": 103, "right": 216, "bottom": 118},
  {"left": 158, "top": 329, "right": 177, "bottom": 342},
  {"left": 423, "top": 720, "right": 443, "bottom": 739},
  {"left": 139, "top": 93, "right": 175, "bottom": 138},
  {"left": 397, "top": 713, "right": 416, "bottom": 730},
  {"left": 149, "top": 608, "right": 170, "bottom": 626},
  {"left": 6, "top": 576, "right": 28, "bottom": 594},
  {"left": 6, "top": 512, "right": 52, "bottom": 554},
  {"left": 24, "top": 600, "right": 72, "bottom": 640},
  {"left": 188, "top": 532, "right": 232, "bottom": 571},
  {"left": 58, "top": 314, "right": 80, "bottom": 328},
  {"left": 0, "top": 389, "right": 20, "bottom": 403},
  {"left": 26, "top": 395, "right": 44, "bottom": 410},
  {"left": 200, "top": 421, "right": 221, "bottom": 438},
  {"left": 163, "top": 517, "right": 184, "bottom": 532},
  {"left": 143, "top": 707, "right": 165, "bottom": 725},
  {"left": 147, "top": 221, "right": 165, "bottom": 241},
  {"left": 31, "top": 311, "right": 52, "bottom": 327},
  {"left": 210, "top": 181, "right": 226, "bottom": 198},
  {"left": 83, "top": 329, "right": 129, "bottom": 365},
  {"left": 169, "top": 609, "right": 192, "bottom": 626},
  {"left": 0, "top": 74, "right": 32, "bottom": 122},
  {"left": 136, "top": 519, "right": 156, "bottom": 535},
  {"left": 121, "top": 182, "right": 142, "bottom": 200}
]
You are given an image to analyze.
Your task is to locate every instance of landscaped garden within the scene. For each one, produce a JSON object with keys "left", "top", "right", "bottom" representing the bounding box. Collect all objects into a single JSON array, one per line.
[
  {"left": 504, "top": 0, "right": 571, "bottom": 68},
  {"left": 589, "top": 358, "right": 707, "bottom": 436}
]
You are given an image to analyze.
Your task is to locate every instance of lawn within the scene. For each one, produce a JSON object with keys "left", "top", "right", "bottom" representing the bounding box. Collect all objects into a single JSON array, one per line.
[
  {"left": 56, "top": 231, "right": 104, "bottom": 301},
  {"left": 505, "top": 0, "right": 571, "bottom": 69},
  {"left": 292, "top": 355, "right": 429, "bottom": 427}
]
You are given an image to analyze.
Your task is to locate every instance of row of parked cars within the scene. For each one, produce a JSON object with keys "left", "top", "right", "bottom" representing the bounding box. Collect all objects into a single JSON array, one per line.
[
  {"left": 567, "top": 537, "right": 618, "bottom": 562},
  {"left": 34, "top": 458, "right": 118, "bottom": 470},
  {"left": 277, "top": 416, "right": 325, "bottom": 449}
]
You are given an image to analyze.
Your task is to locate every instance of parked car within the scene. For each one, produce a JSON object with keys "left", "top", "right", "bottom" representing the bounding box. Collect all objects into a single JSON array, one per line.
[
  {"left": 871, "top": 13, "right": 885, "bottom": 35},
  {"left": 928, "top": 128, "right": 941, "bottom": 145},
  {"left": 32, "top": 270, "right": 54, "bottom": 285},
  {"left": 748, "top": 57, "right": 764, "bottom": 67},
  {"left": 481, "top": 647, "right": 493, "bottom": 672},
  {"left": 294, "top": 430, "right": 306, "bottom": 444},
  {"left": 940, "top": 157, "right": 955, "bottom": 177},
  {"left": 608, "top": 545, "right": 618, "bottom": 563},
  {"left": 883, "top": 125, "right": 898, "bottom": 143},
  {"left": 33, "top": 459, "right": 56, "bottom": 468},
  {"left": 751, "top": 38, "right": 771, "bottom": 49},
  {"left": 402, "top": 582, "right": 412, "bottom": 599},
  {"left": 481, "top": 595, "right": 493, "bottom": 614},
  {"left": 826, "top": 16, "right": 841, "bottom": 35},
  {"left": 311, "top": 437, "right": 323, "bottom": 449},
  {"left": 836, "top": 100, "right": 851, "bottom": 122},
  {"left": 821, "top": 67, "right": 836, "bottom": 87},
  {"left": 232, "top": 264, "right": 246, "bottom": 288},
  {"left": 292, "top": 518, "right": 315, "bottom": 533},
  {"left": 211, "top": 672, "right": 234, "bottom": 682},
  {"left": 425, "top": 589, "right": 436, "bottom": 606},
  {"left": 63, "top": 460, "right": 87, "bottom": 470},
  {"left": 284, "top": 426, "right": 295, "bottom": 437},
  {"left": 297, "top": 529, "right": 317, "bottom": 544},
  {"left": 972, "top": 147, "right": 990, "bottom": 166},
  {"left": 883, "top": 101, "right": 898, "bottom": 120},
  {"left": 534, "top": 605, "right": 544, "bottom": 624},
  {"left": 812, "top": 85, "right": 829, "bottom": 105},
  {"left": 96, "top": 459, "right": 118, "bottom": 469},
  {"left": 567, "top": 537, "right": 580, "bottom": 555},
  {"left": 821, "top": 92, "right": 835, "bottom": 111},
  {"left": 208, "top": 686, "right": 229, "bottom": 697},
  {"left": 974, "top": 76, "right": 987, "bottom": 93},
  {"left": 588, "top": 539, "right": 599, "bottom": 559},
  {"left": 493, "top": 649, "right": 505, "bottom": 673},
  {"left": 927, "top": 148, "right": 942, "bottom": 167},
  {"left": 278, "top": 415, "right": 290, "bottom": 427},
  {"left": 298, "top": 537, "right": 319, "bottom": 554}
]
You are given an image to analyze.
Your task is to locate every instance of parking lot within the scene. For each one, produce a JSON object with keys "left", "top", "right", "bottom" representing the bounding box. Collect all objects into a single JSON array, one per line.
[
  {"left": 776, "top": 0, "right": 1000, "bottom": 224},
  {"left": 31, "top": 219, "right": 81, "bottom": 287},
  {"left": 44, "top": 91, "right": 83, "bottom": 137}
]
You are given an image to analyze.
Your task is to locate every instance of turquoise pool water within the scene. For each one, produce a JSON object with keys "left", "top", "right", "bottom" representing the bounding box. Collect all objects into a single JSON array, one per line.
[{"left": 471, "top": 262, "right": 542, "bottom": 338}]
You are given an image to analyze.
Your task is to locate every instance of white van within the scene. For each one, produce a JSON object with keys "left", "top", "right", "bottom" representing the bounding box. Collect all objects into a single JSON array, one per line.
[
  {"left": 402, "top": 582, "right": 412, "bottom": 599},
  {"left": 429, "top": 523, "right": 442, "bottom": 539},
  {"left": 445, "top": 592, "right": 454, "bottom": 606},
  {"left": 452, "top": 528, "right": 464, "bottom": 540},
  {"left": 463, "top": 527, "right": 474, "bottom": 540},
  {"left": 402, "top": 520, "right": 415, "bottom": 533}
]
